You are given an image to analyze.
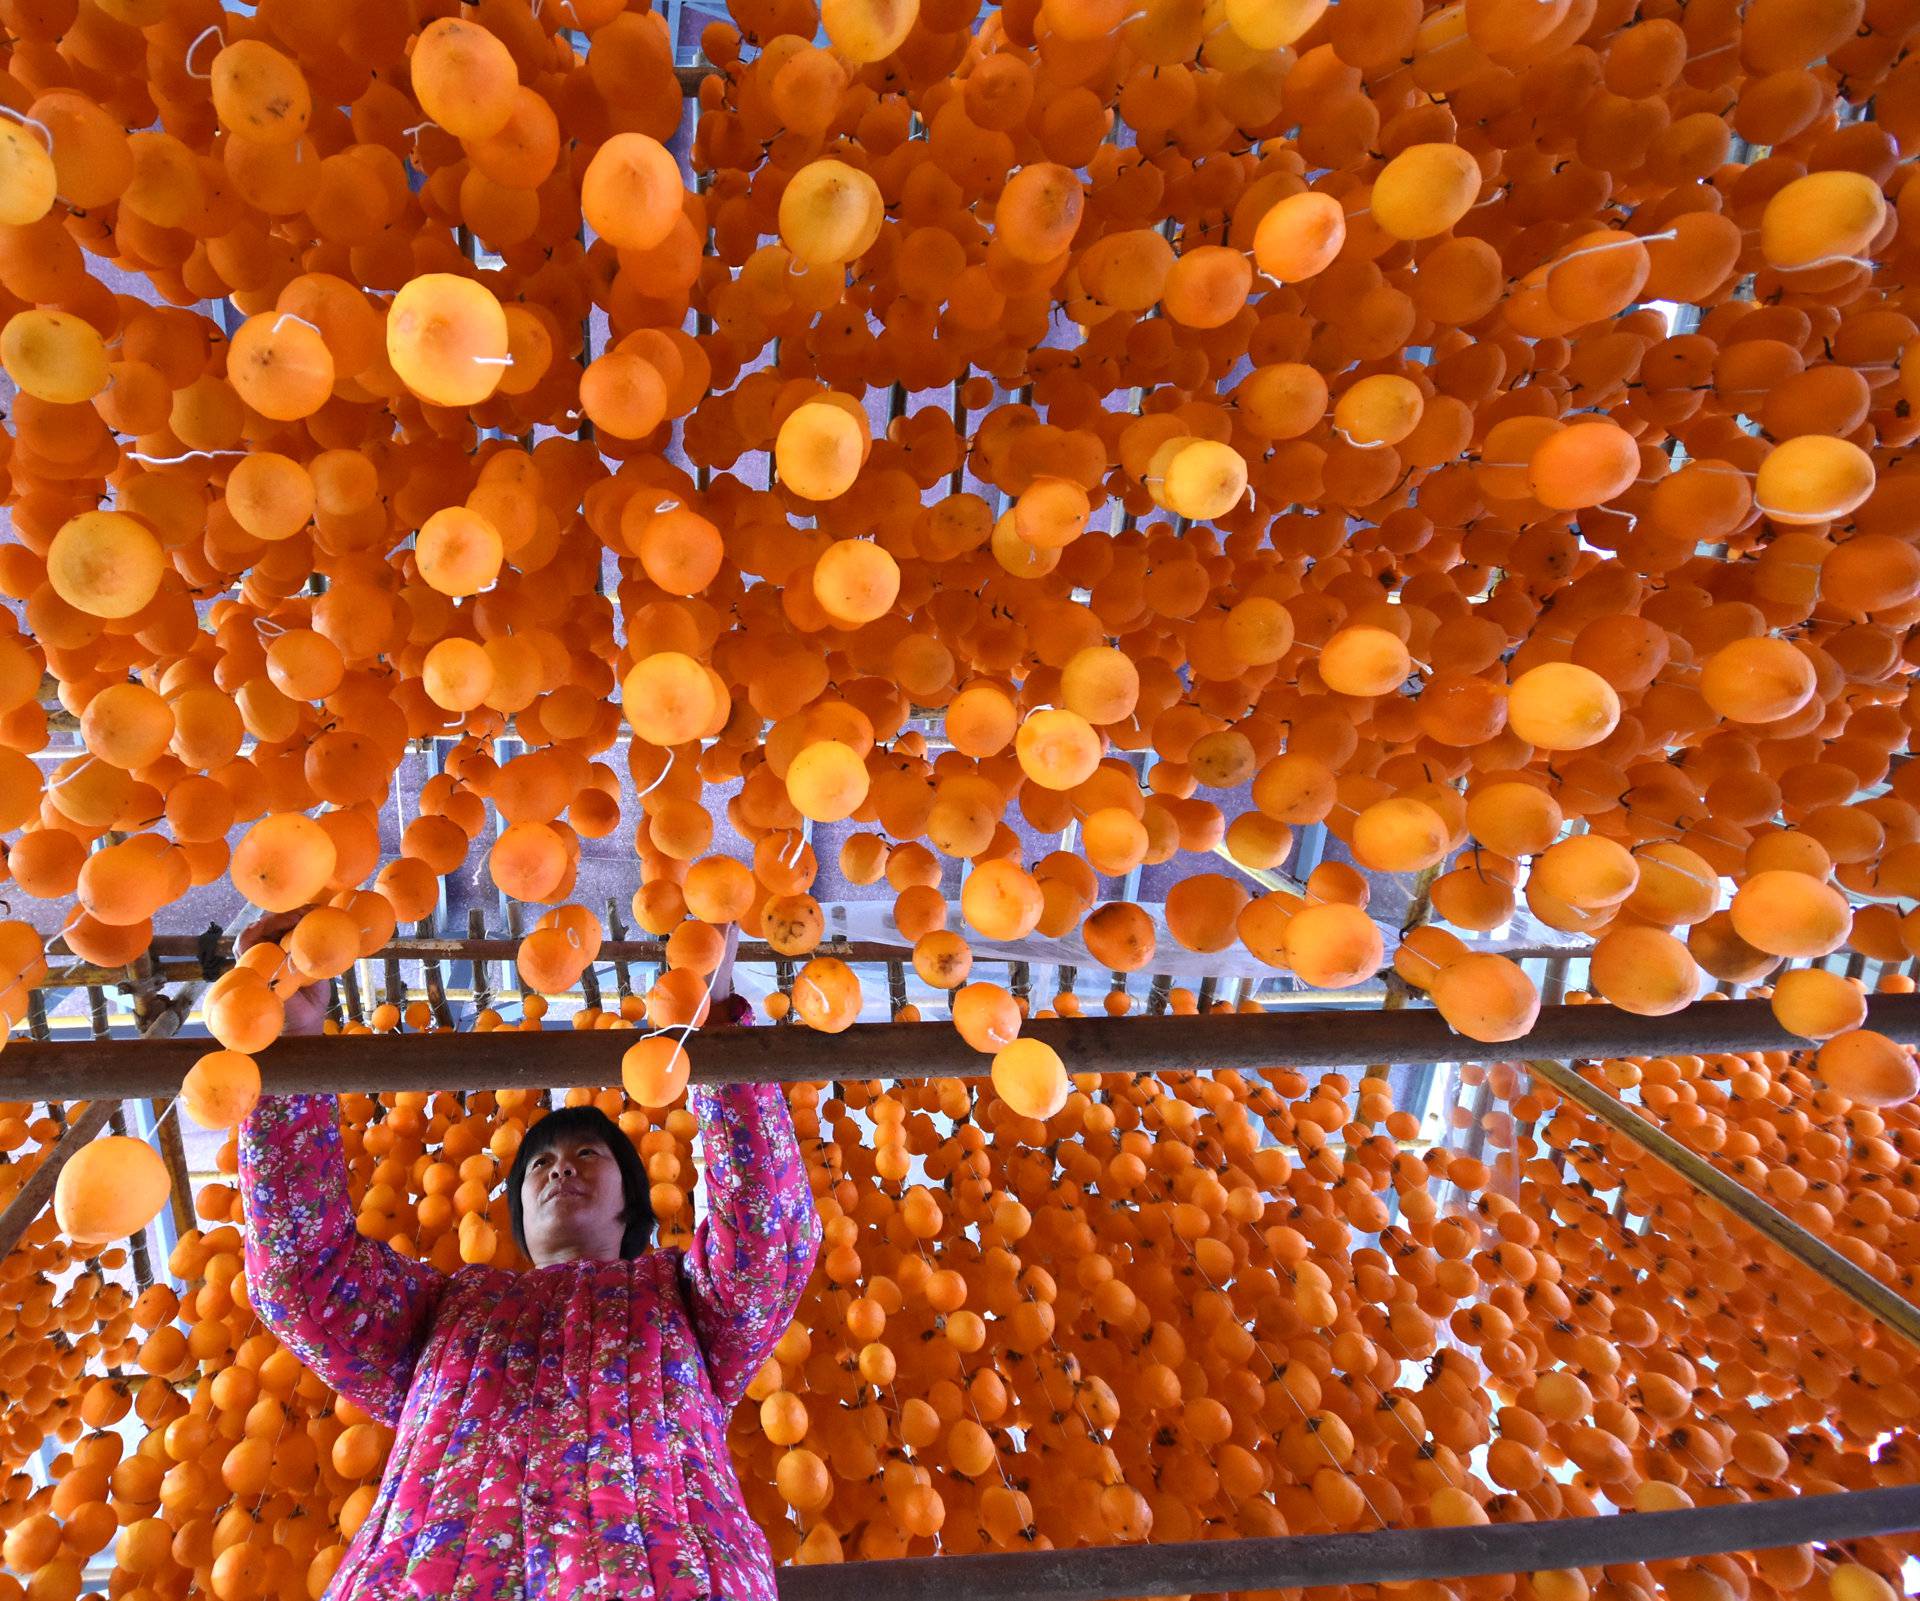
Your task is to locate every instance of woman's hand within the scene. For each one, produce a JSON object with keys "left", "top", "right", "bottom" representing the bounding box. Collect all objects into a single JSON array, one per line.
[{"left": 236, "top": 908, "right": 331, "bottom": 1038}]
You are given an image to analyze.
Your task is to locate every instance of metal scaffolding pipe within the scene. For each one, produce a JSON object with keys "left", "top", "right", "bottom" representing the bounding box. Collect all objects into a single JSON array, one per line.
[
  {"left": 3, "top": 995, "right": 1917, "bottom": 1101},
  {"left": 1529, "top": 1057, "right": 1920, "bottom": 1351},
  {"left": 775, "top": 1486, "right": 1920, "bottom": 1601}
]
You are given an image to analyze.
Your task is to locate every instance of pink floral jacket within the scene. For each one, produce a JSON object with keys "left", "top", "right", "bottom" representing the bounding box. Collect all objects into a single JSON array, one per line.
[{"left": 238, "top": 1079, "right": 821, "bottom": 1601}]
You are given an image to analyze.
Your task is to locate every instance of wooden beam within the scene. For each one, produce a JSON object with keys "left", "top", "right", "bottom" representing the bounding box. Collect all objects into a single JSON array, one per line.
[
  {"left": 1528, "top": 1056, "right": 1920, "bottom": 1351},
  {"left": 3, "top": 995, "right": 1917, "bottom": 1101},
  {"left": 774, "top": 1486, "right": 1920, "bottom": 1601},
  {"left": 0, "top": 1099, "right": 117, "bottom": 1259},
  {"left": 154, "top": 1105, "right": 195, "bottom": 1245}
]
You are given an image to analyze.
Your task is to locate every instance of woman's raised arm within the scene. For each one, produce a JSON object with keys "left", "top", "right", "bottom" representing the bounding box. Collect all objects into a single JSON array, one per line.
[
  {"left": 240, "top": 1093, "right": 449, "bottom": 1426},
  {"left": 235, "top": 914, "right": 448, "bottom": 1426},
  {"left": 677, "top": 926, "right": 825, "bottom": 1407},
  {"left": 678, "top": 1082, "right": 823, "bottom": 1408}
]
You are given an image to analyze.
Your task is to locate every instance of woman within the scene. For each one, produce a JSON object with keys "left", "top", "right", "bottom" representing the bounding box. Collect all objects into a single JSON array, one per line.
[{"left": 237, "top": 915, "right": 822, "bottom": 1601}]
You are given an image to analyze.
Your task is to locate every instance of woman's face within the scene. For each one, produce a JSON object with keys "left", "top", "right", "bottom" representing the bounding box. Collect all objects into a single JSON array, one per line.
[{"left": 521, "top": 1136, "right": 628, "bottom": 1266}]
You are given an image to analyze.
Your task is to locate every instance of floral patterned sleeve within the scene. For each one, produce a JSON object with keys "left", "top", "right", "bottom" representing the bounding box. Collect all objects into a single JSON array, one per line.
[
  {"left": 678, "top": 1075, "right": 823, "bottom": 1409},
  {"left": 239, "top": 1093, "right": 448, "bottom": 1427}
]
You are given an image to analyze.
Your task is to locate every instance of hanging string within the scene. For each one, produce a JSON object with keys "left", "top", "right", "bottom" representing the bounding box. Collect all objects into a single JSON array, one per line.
[
  {"left": 149, "top": 1094, "right": 183, "bottom": 1138},
  {"left": 1540, "top": 228, "right": 1679, "bottom": 278},
  {"left": 0, "top": 104, "right": 54, "bottom": 153},
  {"left": 126, "top": 449, "right": 246, "bottom": 466},
  {"left": 183, "top": 24, "right": 224, "bottom": 79},
  {"left": 46, "top": 755, "right": 98, "bottom": 792},
  {"left": 1770, "top": 251, "right": 1876, "bottom": 273},
  {"left": 635, "top": 748, "right": 676, "bottom": 800}
]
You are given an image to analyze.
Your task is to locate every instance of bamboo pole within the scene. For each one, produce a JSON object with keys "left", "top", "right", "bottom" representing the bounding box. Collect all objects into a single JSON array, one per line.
[
  {"left": 1527, "top": 1056, "right": 1920, "bottom": 1351},
  {"left": 87, "top": 991, "right": 157, "bottom": 1286},
  {"left": 2, "top": 911, "right": 249, "bottom": 1252},
  {"left": 0, "top": 1099, "right": 117, "bottom": 1259},
  {"left": 418, "top": 919, "right": 454, "bottom": 1030},
  {"left": 3, "top": 996, "right": 1918, "bottom": 1101},
  {"left": 154, "top": 1105, "right": 195, "bottom": 1245},
  {"left": 469, "top": 910, "right": 494, "bottom": 1014},
  {"left": 774, "top": 1486, "right": 1920, "bottom": 1601}
]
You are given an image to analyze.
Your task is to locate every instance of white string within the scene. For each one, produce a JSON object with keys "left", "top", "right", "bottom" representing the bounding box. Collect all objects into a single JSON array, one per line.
[
  {"left": 184, "top": 23, "right": 223, "bottom": 79},
  {"left": 1753, "top": 498, "right": 1838, "bottom": 520},
  {"left": 471, "top": 355, "right": 514, "bottom": 366},
  {"left": 1773, "top": 251, "right": 1876, "bottom": 272},
  {"left": 635, "top": 957, "right": 726, "bottom": 1085},
  {"left": 0, "top": 105, "right": 53, "bottom": 153},
  {"left": 127, "top": 449, "right": 245, "bottom": 465},
  {"left": 792, "top": 966, "right": 839, "bottom": 1033},
  {"left": 33, "top": 958, "right": 100, "bottom": 988},
  {"left": 1628, "top": 459, "right": 1756, "bottom": 484},
  {"left": 271, "top": 312, "right": 322, "bottom": 338},
  {"left": 149, "top": 1094, "right": 181, "bottom": 1137},
  {"left": 1542, "top": 227, "right": 1677, "bottom": 275},
  {"left": 1471, "top": 455, "right": 1756, "bottom": 480},
  {"left": 47, "top": 755, "right": 97, "bottom": 790},
  {"left": 635, "top": 749, "right": 675, "bottom": 799}
]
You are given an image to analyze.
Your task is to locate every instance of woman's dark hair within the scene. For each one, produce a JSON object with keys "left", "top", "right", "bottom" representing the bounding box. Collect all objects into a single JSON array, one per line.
[{"left": 505, "top": 1105, "right": 654, "bottom": 1263}]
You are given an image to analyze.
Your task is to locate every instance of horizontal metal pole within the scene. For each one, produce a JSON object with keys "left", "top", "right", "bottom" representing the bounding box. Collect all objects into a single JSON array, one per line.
[
  {"left": 63, "top": 935, "right": 883, "bottom": 960},
  {"left": 776, "top": 1487, "right": 1920, "bottom": 1601},
  {"left": 1529, "top": 1057, "right": 1920, "bottom": 1351},
  {"left": 2, "top": 996, "right": 1917, "bottom": 1101},
  {"left": 36, "top": 932, "right": 1595, "bottom": 995},
  {"left": 42, "top": 936, "right": 992, "bottom": 983},
  {"left": 59, "top": 934, "right": 1601, "bottom": 966}
]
